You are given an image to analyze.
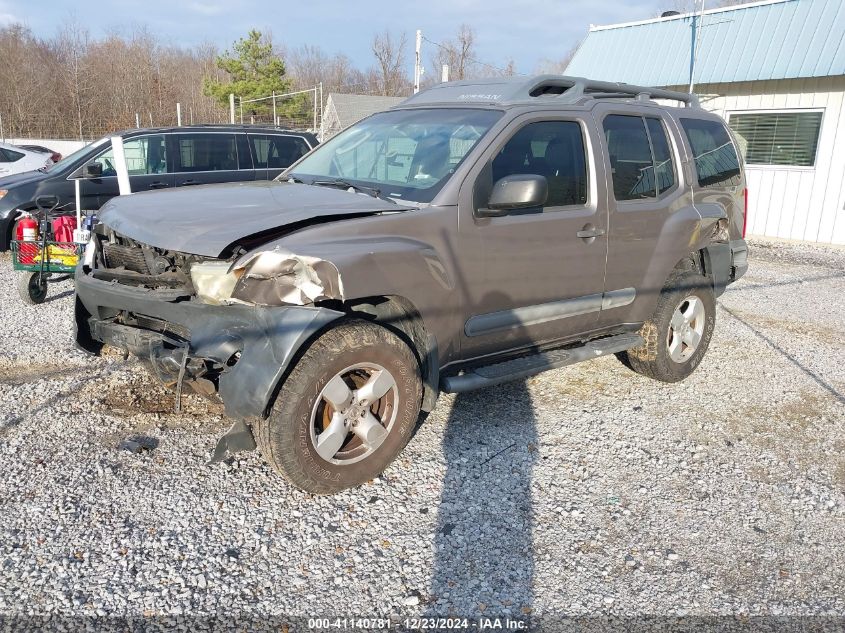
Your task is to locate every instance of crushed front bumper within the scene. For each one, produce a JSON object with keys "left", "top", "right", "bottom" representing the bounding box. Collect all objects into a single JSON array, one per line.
[{"left": 74, "top": 269, "right": 344, "bottom": 421}]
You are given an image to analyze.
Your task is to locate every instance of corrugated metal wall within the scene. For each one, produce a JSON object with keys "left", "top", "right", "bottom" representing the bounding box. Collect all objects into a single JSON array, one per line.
[{"left": 674, "top": 76, "right": 845, "bottom": 244}]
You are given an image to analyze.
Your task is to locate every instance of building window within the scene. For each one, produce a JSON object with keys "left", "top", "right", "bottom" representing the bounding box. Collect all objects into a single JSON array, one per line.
[{"left": 728, "top": 111, "right": 823, "bottom": 167}]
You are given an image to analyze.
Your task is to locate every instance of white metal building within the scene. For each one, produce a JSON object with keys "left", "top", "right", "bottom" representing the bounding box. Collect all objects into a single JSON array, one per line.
[{"left": 567, "top": 0, "right": 845, "bottom": 244}]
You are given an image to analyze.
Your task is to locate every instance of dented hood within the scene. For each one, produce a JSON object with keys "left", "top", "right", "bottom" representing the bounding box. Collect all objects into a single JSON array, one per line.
[{"left": 99, "top": 180, "right": 411, "bottom": 257}]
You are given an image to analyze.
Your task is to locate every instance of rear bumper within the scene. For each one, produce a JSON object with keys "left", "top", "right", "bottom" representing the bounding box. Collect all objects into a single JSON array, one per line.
[
  {"left": 703, "top": 239, "right": 748, "bottom": 297},
  {"left": 729, "top": 239, "right": 749, "bottom": 281},
  {"left": 74, "top": 269, "right": 343, "bottom": 419}
]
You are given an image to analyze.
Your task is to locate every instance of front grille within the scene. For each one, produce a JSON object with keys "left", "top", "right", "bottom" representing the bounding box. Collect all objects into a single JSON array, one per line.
[{"left": 104, "top": 243, "right": 149, "bottom": 274}]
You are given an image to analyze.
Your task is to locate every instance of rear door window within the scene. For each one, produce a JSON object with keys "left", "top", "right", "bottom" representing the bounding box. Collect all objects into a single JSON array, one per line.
[
  {"left": 174, "top": 133, "right": 239, "bottom": 172},
  {"left": 249, "top": 134, "right": 310, "bottom": 169},
  {"left": 680, "top": 118, "right": 741, "bottom": 187},
  {"left": 603, "top": 115, "right": 656, "bottom": 200},
  {"left": 645, "top": 118, "right": 676, "bottom": 195},
  {"left": 603, "top": 115, "right": 677, "bottom": 200}
]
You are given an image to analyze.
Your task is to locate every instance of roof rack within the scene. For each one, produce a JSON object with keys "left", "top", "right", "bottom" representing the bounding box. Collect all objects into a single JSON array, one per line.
[
  {"left": 402, "top": 74, "right": 700, "bottom": 108},
  {"left": 525, "top": 75, "right": 700, "bottom": 107}
]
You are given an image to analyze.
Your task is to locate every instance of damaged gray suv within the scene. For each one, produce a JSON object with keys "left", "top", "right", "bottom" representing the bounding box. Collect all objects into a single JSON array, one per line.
[{"left": 75, "top": 76, "right": 749, "bottom": 494}]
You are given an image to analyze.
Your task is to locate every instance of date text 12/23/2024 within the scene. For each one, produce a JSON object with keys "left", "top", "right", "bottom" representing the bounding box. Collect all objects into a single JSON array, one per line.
[{"left": 308, "top": 617, "right": 529, "bottom": 630}]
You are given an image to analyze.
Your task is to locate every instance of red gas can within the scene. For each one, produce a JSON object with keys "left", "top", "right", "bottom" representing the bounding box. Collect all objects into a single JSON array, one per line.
[{"left": 52, "top": 216, "right": 77, "bottom": 243}]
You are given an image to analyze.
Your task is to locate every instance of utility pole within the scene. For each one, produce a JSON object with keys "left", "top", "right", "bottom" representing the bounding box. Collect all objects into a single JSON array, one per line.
[
  {"left": 441, "top": 64, "right": 449, "bottom": 83},
  {"left": 272, "top": 92, "right": 277, "bottom": 126},
  {"left": 176, "top": 102, "right": 182, "bottom": 126},
  {"left": 312, "top": 86, "right": 318, "bottom": 132},
  {"left": 135, "top": 113, "right": 140, "bottom": 128},
  {"left": 689, "top": 0, "right": 705, "bottom": 94},
  {"left": 414, "top": 29, "right": 422, "bottom": 94},
  {"left": 229, "top": 93, "right": 236, "bottom": 124}
]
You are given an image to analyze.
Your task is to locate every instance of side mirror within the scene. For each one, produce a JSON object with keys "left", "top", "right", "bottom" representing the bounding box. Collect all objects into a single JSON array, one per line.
[
  {"left": 35, "top": 195, "right": 59, "bottom": 210},
  {"left": 478, "top": 174, "right": 548, "bottom": 217},
  {"left": 83, "top": 162, "right": 103, "bottom": 178}
]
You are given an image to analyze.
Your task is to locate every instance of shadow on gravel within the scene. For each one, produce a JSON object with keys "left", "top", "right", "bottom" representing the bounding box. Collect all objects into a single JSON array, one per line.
[
  {"left": 730, "top": 270, "right": 845, "bottom": 293},
  {"left": 0, "top": 362, "right": 126, "bottom": 437},
  {"left": 44, "top": 289, "right": 75, "bottom": 303},
  {"left": 720, "top": 303, "right": 845, "bottom": 405},
  {"left": 427, "top": 381, "right": 536, "bottom": 616}
]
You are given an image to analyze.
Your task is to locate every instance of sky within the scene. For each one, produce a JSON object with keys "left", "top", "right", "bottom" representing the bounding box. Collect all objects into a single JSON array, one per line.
[{"left": 1, "top": 0, "right": 675, "bottom": 74}]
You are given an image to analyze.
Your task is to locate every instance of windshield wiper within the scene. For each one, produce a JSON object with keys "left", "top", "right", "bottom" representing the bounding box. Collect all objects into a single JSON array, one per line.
[{"left": 310, "top": 178, "right": 395, "bottom": 203}]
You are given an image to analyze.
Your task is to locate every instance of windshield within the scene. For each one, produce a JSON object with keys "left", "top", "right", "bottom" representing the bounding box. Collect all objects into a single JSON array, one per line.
[
  {"left": 44, "top": 137, "right": 109, "bottom": 173},
  {"left": 288, "top": 108, "right": 502, "bottom": 203}
]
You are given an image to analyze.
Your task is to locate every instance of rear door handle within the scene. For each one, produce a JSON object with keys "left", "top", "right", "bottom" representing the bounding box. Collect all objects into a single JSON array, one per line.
[
  {"left": 179, "top": 179, "right": 200, "bottom": 186},
  {"left": 576, "top": 227, "right": 606, "bottom": 238},
  {"left": 148, "top": 182, "right": 169, "bottom": 189}
]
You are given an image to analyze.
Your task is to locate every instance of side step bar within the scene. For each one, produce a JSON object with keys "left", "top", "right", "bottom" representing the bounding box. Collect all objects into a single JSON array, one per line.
[{"left": 441, "top": 333, "right": 644, "bottom": 393}]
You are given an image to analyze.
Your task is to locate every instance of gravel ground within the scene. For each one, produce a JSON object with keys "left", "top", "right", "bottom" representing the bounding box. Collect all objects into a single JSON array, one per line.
[{"left": 0, "top": 237, "right": 843, "bottom": 630}]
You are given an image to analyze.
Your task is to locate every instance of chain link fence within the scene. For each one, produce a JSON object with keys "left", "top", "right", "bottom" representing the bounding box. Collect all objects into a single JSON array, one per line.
[{"left": 234, "top": 87, "right": 322, "bottom": 135}]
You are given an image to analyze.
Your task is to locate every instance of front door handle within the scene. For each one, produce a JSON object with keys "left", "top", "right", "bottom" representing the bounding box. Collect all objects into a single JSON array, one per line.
[
  {"left": 576, "top": 226, "right": 606, "bottom": 239},
  {"left": 180, "top": 179, "right": 200, "bottom": 186},
  {"left": 148, "top": 182, "right": 169, "bottom": 189}
]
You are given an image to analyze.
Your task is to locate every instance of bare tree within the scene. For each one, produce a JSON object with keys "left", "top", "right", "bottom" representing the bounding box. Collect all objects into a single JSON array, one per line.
[
  {"left": 535, "top": 43, "right": 581, "bottom": 75},
  {"left": 56, "top": 21, "right": 95, "bottom": 141},
  {"left": 430, "top": 24, "right": 477, "bottom": 82},
  {"left": 288, "top": 44, "right": 369, "bottom": 94},
  {"left": 371, "top": 30, "right": 407, "bottom": 96}
]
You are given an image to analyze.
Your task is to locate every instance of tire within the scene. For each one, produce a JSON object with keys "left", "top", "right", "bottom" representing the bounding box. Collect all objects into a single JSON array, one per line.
[
  {"left": 16, "top": 272, "right": 48, "bottom": 305},
  {"left": 617, "top": 271, "right": 715, "bottom": 383},
  {"left": 254, "top": 319, "right": 423, "bottom": 494}
]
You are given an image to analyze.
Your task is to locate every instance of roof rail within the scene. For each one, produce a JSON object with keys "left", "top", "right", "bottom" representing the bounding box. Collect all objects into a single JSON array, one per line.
[
  {"left": 401, "top": 74, "right": 700, "bottom": 108},
  {"left": 527, "top": 75, "right": 700, "bottom": 107}
]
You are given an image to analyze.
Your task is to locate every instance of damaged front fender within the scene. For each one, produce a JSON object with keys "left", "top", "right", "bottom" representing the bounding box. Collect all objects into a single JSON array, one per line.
[{"left": 230, "top": 248, "right": 344, "bottom": 307}]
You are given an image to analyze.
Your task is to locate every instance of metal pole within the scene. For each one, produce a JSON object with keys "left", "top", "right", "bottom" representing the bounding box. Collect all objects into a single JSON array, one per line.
[
  {"left": 414, "top": 30, "right": 422, "bottom": 94},
  {"left": 135, "top": 112, "right": 140, "bottom": 128},
  {"left": 313, "top": 86, "right": 317, "bottom": 131},
  {"left": 689, "top": 0, "right": 705, "bottom": 94},
  {"left": 229, "top": 93, "right": 236, "bottom": 124},
  {"left": 176, "top": 102, "right": 182, "bottom": 126},
  {"left": 190, "top": 107, "right": 193, "bottom": 125},
  {"left": 320, "top": 82, "right": 324, "bottom": 139},
  {"left": 239, "top": 98, "right": 243, "bottom": 124},
  {"left": 272, "top": 92, "right": 277, "bottom": 126}
]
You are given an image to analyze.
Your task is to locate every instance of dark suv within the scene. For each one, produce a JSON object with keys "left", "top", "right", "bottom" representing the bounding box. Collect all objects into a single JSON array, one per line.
[
  {"left": 0, "top": 125, "right": 317, "bottom": 251},
  {"left": 74, "top": 76, "right": 749, "bottom": 494}
]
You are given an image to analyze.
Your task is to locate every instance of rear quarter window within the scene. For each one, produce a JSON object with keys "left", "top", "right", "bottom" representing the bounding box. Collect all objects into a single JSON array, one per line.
[
  {"left": 680, "top": 118, "right": 741, "bottom": 188},
  {"left": 1, "top": 148, "right": 25, "bottom": 162},
  {"left": 249, "top": 134, "right": 310, "bottom": 169}
]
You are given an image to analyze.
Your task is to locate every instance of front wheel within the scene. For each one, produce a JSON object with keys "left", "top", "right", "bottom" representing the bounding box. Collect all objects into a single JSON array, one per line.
[
  {"left": 17, "top": 272, "right": 48, "bottom": 305},
  {"left": 617, "top": 271, "right": 715, "bottom": 383},
  {"left": 254, "top": 319, "right": 423, "bottom": 494}
]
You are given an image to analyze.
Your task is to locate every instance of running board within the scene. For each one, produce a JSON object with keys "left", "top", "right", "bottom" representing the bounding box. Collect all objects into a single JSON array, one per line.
[{"left": 441, "top": 333, "right": 644, "bottom": 393}]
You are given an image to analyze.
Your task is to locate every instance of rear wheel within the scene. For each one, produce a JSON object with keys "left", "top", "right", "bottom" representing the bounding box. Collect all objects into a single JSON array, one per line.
[
  {"left": 254, "top": 319, "right": 422, "bottom": 494},
  {"left": 16, "top": 272, "right": 47, "bottom": 305},
  {"left": 617, "top": 271, "right": 715, "bottom": 382}
]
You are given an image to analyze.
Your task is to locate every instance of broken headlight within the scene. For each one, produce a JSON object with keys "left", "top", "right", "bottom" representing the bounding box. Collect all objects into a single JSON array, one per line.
[{"left": 190, "top": 261, "right": 241, "bottom": 305}]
